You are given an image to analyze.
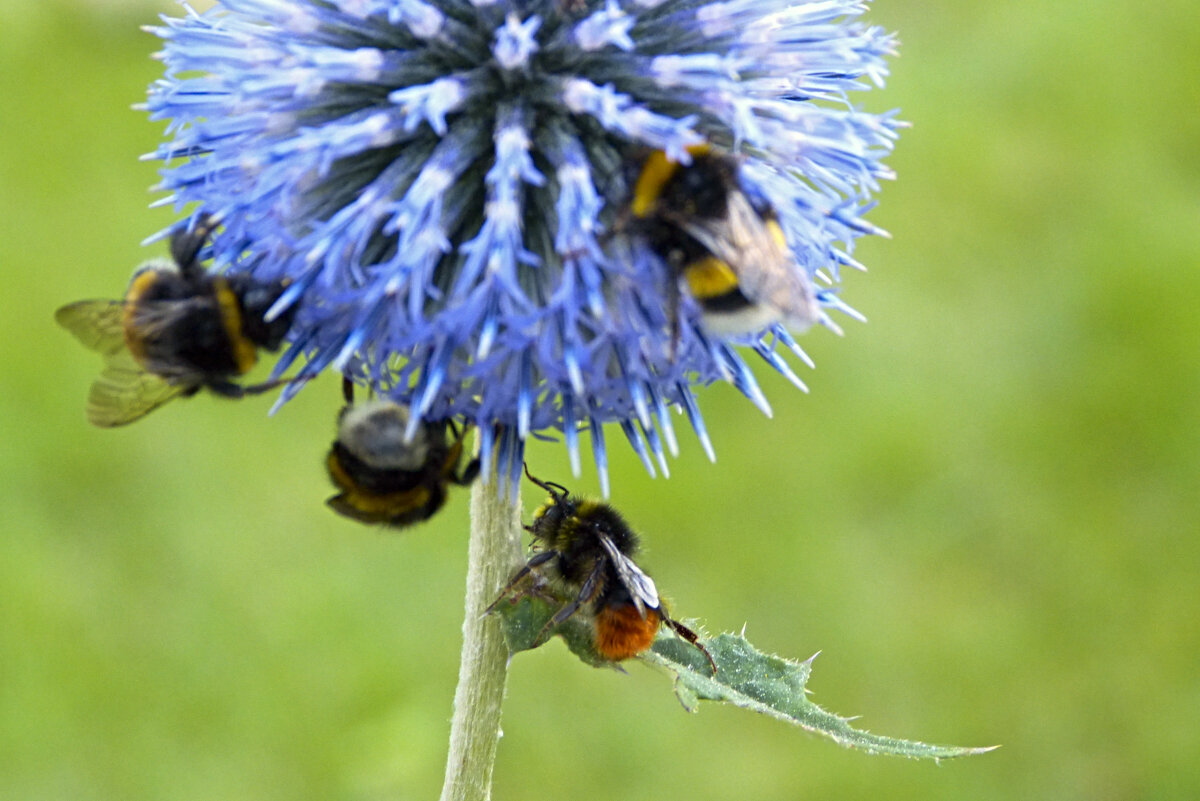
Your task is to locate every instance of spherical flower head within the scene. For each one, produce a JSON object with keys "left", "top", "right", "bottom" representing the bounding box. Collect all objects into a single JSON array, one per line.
[{"left": 142, "top": 0, "right": 901, "bottom": 496}]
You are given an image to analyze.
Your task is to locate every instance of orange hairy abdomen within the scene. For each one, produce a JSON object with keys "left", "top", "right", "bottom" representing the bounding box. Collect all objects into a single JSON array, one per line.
[{"left": 594, "top": 605, "right": 661, "bottom": 661}]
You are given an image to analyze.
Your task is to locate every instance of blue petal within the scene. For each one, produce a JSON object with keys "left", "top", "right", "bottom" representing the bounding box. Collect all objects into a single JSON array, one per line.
[{"left": 142, "top": 0, "right": 901, "bottom": 483}]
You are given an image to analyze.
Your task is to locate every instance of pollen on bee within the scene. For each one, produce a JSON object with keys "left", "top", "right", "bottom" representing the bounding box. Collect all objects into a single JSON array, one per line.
[{"left": 593, "top": 604, "right": 661, "bottom": 661}]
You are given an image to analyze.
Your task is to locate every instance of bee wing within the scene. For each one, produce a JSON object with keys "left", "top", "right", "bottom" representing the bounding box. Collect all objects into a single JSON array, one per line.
[
  {"left": 55, "top": 300, "right": 128, "bottom": 358},
  {"left": 598, "top": 535, "right": 660, "bottom": 617},
  {"left": 85, "top": 353, "right": 187, "bottom": 427},
  {"left": 673, "top": 193, "right": 819, "bottom": 329}
]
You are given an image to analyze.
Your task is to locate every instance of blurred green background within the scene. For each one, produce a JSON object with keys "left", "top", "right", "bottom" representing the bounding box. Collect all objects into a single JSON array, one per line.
[{"left": 3, "top": 0, "right": 1198, "bottom": 799}]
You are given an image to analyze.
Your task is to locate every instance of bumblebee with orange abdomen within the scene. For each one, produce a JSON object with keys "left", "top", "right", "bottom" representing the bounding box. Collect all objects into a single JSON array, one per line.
[
  {"left": 326, "top": 381, "right": 480, "bottom": 528},
  {"left": 55, "top": 216, "right": 298, "bottom": 427},
  {"left": 630, "top": 144, "right": 820, "bottom": 337},
  {"left": 488, "top": 468, "right": 715, "bottom": 671}
]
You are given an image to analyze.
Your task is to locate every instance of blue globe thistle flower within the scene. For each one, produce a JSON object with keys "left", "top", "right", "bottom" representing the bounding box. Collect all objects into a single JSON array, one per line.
[{"left": 141, "top": 0, "right": 900, "bottom": 496}]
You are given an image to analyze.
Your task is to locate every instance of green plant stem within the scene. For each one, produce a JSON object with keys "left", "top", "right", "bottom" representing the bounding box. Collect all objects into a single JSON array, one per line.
[{"left": 438, "top": 464, "right": 524, "bottom": 801}]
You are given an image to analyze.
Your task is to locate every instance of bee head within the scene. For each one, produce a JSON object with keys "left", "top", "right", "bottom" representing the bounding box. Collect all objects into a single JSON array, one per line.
[{"left": 231, "top": 276, "right": 297, "bottom": 350}]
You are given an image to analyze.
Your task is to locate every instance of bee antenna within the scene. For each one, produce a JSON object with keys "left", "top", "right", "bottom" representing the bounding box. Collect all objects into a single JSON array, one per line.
[
  {"left": 522, "top": 463, "right": 567, "bottom": 498},
  {"left": 341, "top": 376, "right": 355, "bottom": 405}
]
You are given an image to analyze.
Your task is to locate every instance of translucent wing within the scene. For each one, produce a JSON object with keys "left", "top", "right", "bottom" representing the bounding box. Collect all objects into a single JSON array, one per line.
[
  {"left": 673, "top": 192, "right": 819, "bottom": 330},
  {"left": 85, "top": 353, "right": 187, "bottom": 427},
  {"left": 599, "top": 535, "right": 660, "bottom": 617},
  {"left": 55, "top": 300, "right": 128, "bottom": 358}
]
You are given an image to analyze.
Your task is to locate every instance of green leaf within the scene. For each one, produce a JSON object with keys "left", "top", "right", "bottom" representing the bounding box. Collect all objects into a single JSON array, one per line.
[
  {"left": 495, "top": 594, "right": 611, "bottom": 668},
  {"left": 644, "top": 632, "right": 996, "bottom": 760},
  {"left": 495, "top": 596, "right": 996, "bottom": 760}
]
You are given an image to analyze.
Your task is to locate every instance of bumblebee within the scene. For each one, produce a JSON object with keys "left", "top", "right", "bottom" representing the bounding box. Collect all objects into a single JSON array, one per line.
[
  {"left": 630, "top": 144, "right": 820, "bottom": 337},
  {"left": 55, "top": 217, "right": 298, "bottom": 427},
  {"left": 325, "top": 381, "right": 480, "bottom": 527},
  {"left": 488, "top": 467, "right": 715, "bottom": 671}
]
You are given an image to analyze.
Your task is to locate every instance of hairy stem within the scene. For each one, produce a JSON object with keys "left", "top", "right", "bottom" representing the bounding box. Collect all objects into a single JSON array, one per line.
[{"left": 438, "top": 464, "right": 524, "bottom": 801}]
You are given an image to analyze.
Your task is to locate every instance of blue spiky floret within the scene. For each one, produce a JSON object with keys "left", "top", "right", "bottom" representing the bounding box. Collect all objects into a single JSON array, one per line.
[{"left": 141, "top": 0, "right": 901, "bottom": 497}]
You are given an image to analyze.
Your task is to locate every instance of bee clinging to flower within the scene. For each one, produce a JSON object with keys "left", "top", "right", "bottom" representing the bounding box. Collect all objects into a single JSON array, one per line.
[
  {"left": 628, "top": 144, "right": 820, "bottom": 338},
  {"left": 56, "top": 215, "right": 297, "bottom": 427},
  {"left": 327, "top": 380, "right": 480, "bottom": 527}
]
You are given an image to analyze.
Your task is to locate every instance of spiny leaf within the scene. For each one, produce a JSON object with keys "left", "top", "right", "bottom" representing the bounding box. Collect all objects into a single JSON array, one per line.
[
  {"left": 644, "top": 632, "right": 997, "bottom": 760},
  {"left": 495, "top": 594, "right": 610, "bottom": 668},
  {"left": 494, "top": 596, "right": 996, "bottom": 760}
]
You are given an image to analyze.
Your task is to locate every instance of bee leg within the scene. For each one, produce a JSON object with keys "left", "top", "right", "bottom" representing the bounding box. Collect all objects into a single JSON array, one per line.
[
  {"left": 238, "top": 378, "right": 291, "bottom": 395},
  {"left": 661, "top": 616, "right": 717, "bottom": 675},
  {"left": 171, "top": 213, "right": 219, "bottom": 277},
  {"left": 446, "top": 421, "right": 480, "bottom": 486},
  {"left": 482, "top": 550, "right": 558, "bottom": 618},
  {"left": 209, "top": 374, "right": 315, "bottom": 398},
  {"left": 455, "top": 457, "right": 481, "bottom": 486},
  {"left": 668, "top": 280, "right": 682, "bottom": 360},
  {"left": 341, "top": 376, "right": 355, "bottom": 404},
  {"left": 538, "top": 558, "right": 605, "bottom": 638},
  {"left": 664, "top": 251, "right": 685, "bottom": 360},
  {"left": 205, "top": 379, "right": 251, "bottom": 398},
  {"left": 206, "top": 380, "right": 260, "bottom": 398},
  {"left": 523, "top": 575, "right": 560, "bottom": 606}
]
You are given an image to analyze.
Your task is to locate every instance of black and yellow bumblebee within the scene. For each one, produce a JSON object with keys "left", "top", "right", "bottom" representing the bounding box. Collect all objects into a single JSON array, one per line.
[
  {"left": 488, "top": 467, "right": 715, "bottom": 671},
  {"left": 325, "top": 380, "right": 480, "bottom": 527},
  {"left": 55, "top": 216, "right": 298, "bottom": 427},
  {"left": 629, "top": 144, "right": 820, "bottom": 337}
]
